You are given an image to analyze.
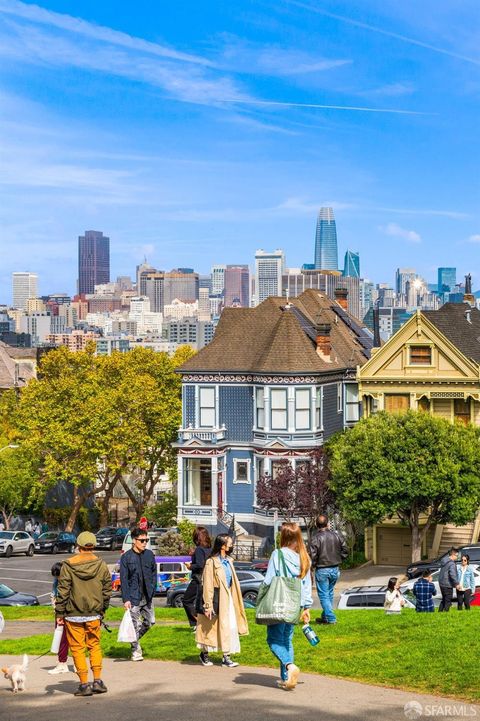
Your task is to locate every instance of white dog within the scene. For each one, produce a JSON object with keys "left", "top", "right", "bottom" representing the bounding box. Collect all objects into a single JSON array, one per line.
[{"left": 2, "top": 654, "right": 28, "bottom": 693}]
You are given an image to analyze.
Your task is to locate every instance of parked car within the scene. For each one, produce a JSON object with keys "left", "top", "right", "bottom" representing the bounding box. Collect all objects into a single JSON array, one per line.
[
  {"left": 406, "top": 544, "right": 480, "bottom": 579},
  {"left": 111, "top": 555, "right": 191, "bottom": 595},
  {"left": 337, "top": 585, "right": 416, "bottom": 610},
  {"left": 0, "top": 531, "right": 35, "bottom": 558},
  {"left": 166, "top": 569, "right": 265, "bottom": 608},
  {"left": 121, "top": 528, "right": 172, "bottom": 554},
  {"left": 234, "top": 559, "right": 269, "bottom": 574},
  {"left": 34, "top": 531, "right": 77, "bottom": 554},
  {"left": 400, "top": 563, "right": 480, "bottom": 602},
  {"left": 0, "top": 582, "right": 39, "bottom": 606},
  {"left": 95, "top": 527, "right": 128, "bottom": 551}
]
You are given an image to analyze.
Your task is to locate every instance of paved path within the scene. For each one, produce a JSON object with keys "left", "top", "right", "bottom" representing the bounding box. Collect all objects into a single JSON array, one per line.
[{"left": 1, "top": 657, "right": 477, "bottom": 721}]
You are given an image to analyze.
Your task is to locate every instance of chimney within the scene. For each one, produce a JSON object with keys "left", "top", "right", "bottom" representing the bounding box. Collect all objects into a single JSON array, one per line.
[
  {"left": 463, "top": 272, "right": 474, "bottom": 307},
  {"left": 373, "top": 305, "right": 381, "bottom": 347},
  {"left": 316, "top": 322, "right": 332, "bottom": 362},
  {"left": 334, "top": 287, "right": 348, "bottom": 310}
]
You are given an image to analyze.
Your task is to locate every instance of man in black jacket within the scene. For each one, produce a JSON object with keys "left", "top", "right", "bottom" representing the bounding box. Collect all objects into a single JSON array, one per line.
[
  {"left": 120, "top": 527, "right": 157, "bottom": 661},
  {"left": 438, "top": 547, "right": 460, "bottom": 612},
  {"left": 309, "top": 515, "right": 348, "bottom": 625}
]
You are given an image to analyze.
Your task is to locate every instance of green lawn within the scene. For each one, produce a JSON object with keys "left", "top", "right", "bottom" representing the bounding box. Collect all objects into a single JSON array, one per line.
[{"left": 0, "top": 607, "right": 478, "bottom": 702}]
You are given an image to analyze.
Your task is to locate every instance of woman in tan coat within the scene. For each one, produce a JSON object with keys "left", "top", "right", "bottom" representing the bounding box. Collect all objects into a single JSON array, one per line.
[{"left": 195, "top": 534, "right": 248, "bottom": 667}]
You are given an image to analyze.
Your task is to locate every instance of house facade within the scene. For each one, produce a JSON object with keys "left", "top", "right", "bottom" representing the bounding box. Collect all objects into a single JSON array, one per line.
[
  {"left": 358, "top": 302, "right": 480, "bottom": 564},
  {"left": 175, "top": 289, "right": 373, "bottom": 539}
]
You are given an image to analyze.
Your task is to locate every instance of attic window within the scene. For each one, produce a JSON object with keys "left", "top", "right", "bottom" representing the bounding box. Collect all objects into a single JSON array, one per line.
[{"left": 409, "top": 346, "right": 432, "bottom": 365}]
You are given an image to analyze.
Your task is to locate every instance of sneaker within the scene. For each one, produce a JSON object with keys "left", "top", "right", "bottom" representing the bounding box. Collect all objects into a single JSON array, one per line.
[
  {"left": 48, "top": 662, "right": 70, "bottom": 675},
  {"left": 191, "top": 625, "right": 197, "bottom": 632},
  {"left": 91, "top": 680, "right": 108, "bottom": 694},
  {"left": 284, "top": 664, "right": 300, "bottom": 690},
  {"left": 222, "top": 654, "right": 239, "bottom": 668},
  {"left": 199, "top": 651, "right": 213, "bottom": 667},
  {"left": 131, "top": 650, "right": 144, "bottom": 662},
  {"left": 74, "top": 683, "right": 93, "bottom": 697},
  {"left": 316, "top": 618, "right": 337, "bottom": 625}
]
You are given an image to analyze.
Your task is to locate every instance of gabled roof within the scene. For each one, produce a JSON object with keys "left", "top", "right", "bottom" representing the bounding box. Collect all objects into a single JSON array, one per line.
[
  {"left": 423, "top": 303, "right": 480, "bottom": 364},
  {"left": 180, "top": 289, "right": 373, "bottom": 374},
  {"left": 0, "top": 343, "right": 36, "bottom": 390}
]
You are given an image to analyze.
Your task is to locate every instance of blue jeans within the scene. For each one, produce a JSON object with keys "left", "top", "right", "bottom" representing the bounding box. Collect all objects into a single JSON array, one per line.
[
  {"left": 315, "top": 566, "right": 340, "bottom": 623},
  {"left": 267, "top": 623, "right": 295, "bottom": 681}
]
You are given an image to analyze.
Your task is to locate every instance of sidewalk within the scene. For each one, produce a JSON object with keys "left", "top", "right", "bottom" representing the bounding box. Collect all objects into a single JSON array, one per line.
[{"left": 1, "top": 657, "right": 477, "bottom": 721}]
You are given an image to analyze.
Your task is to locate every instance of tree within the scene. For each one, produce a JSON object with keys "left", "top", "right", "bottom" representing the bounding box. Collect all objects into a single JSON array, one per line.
[
  {"left": 256, "top": 449, "right": 334, "bottom": 540},
  {"left": 0, "top": 447, "right": 36, "bottom": 529},
  {"left": 327, "top": 411, "right": 480, "bottom": 562},
  {"left": 149, "top": 493, "right": 178, "bottom": 527}
]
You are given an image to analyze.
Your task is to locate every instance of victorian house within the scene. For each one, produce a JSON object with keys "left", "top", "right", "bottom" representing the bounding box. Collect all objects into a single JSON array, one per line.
[
  {"left": 175, "top": 288, "right": 373, "bottom": 540},
  {"left": 358, "top": 299, "right": 480, "bottom": 564}
]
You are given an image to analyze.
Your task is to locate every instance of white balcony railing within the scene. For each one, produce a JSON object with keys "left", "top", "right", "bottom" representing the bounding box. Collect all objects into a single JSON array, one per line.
[{"left": 178, "top": 425, "right": 226, "bottom": 443}]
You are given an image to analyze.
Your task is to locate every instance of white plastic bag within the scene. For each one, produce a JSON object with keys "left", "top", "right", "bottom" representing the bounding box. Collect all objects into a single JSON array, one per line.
[
  {"left": 50, "top": 624, "right": 64, "bottom": 653},
  {"left": 117, "top": 609, "right": 136, "bottom": 643},
  {"left": 0, "top": 610, "right": 4, "bottom": 634}
]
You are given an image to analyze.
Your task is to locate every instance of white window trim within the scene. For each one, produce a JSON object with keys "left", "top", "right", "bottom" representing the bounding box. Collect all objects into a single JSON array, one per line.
[
  {"left": 270, "top": 387, "right": 288, "bottom": 431},
  {"left": 294, "top": 387, "right": 311, "bottom": 431},
  {"left": 233, "top": 458, "right": 251, "bottom": 484},
  {"left": 198, "top": 385, "right": 217, "bottom": 428},
  {"left": 337, "top": 383, "right": 343, "bottom": 413},
  {"left": 255, "top": 386, "right": 265, "bottom": 430},
  {"left": 344, "top": 383, "right": 360, "bottom": 423},
  {"left": 316, "top": 386, "right": 324, "bottom": 431}
]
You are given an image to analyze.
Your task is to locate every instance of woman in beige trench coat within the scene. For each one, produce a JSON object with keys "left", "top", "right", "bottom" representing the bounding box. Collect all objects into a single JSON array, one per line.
[{"left": 195, "top": 534, "right": 248, "bottom": 667}]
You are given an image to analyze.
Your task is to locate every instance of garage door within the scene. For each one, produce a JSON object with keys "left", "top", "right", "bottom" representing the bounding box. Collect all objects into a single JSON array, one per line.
[{"left": 377, "top": 527, "right": 411, "bottom": 565}]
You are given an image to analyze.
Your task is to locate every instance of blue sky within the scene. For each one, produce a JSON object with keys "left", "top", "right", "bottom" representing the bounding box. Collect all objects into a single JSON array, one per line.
[{"left": 0, "top": 0, "right": 479, "bottom": 301}]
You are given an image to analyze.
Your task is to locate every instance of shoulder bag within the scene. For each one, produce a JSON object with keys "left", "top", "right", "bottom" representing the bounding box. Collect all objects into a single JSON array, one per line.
[{"left": 255, "top": 550, "right": 302, "bottom": 625}]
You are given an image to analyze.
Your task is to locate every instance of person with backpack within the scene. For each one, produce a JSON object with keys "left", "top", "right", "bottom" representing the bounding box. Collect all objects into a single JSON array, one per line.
[
  {"left": 262, "top": 523, "right": 312, "bottom": 690},
  {"left": 309, "top": 515, "right": 348, "bottom": 625}
]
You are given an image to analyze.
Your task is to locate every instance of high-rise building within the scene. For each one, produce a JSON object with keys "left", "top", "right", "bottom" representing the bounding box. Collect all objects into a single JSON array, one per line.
[
  {"left": 255, "top": 249, "right": 285, "bottom": 305},
  {"left": 437, "top": 267, "right": 456, "bottom": 294},
  {"left": 343, "top": 250, "right": 360, "bottom": 278},
  {"left": 140, "top": 272, "right": 164, "bottom": 313},
  {"left": 314, "top": 207, "right": 338, "bottom": 271},
  {"left": 395, "top": 268, "right": 416, "bottom": 296},
  {"left": 282, "top": 269, "right": 361, "bottom": 319},
  {"left": 136, "top": 261, "right": 155, "bottom": 292},
  {"left": 224, "top": 265, "right": 250, "bottom": 307},
  {"left": 211, "top": 265, "right": 226, "bottom": 295},
  {"left": 164, "top": 271, "right": 199, "bottom": 306},
  {"left": 12, "top": 272, "right": 38, "bottom": 310},
  {"left": 78, "top": 231, "right": 110, "bottom": 295}
]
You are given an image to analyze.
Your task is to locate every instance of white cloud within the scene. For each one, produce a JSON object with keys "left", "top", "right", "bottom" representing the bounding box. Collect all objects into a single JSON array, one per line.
[
  {"left": 380, "top": 222, "right": 421, "bottom": 243},
  {"left": 467, "top": 234, "right": 480, "bottom": 243}
]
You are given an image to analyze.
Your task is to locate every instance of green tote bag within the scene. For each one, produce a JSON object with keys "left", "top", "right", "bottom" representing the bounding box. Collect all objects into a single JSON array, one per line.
[{"left": 255, "top": 549, "right": 302, "bottom": 625}]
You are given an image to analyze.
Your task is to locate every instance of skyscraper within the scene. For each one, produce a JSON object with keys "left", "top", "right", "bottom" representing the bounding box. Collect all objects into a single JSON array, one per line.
[
  {"left": 395, "top": 268, "right": 416, "bottom": 296},
  {"left": 437, "top": 267, "right": 456, "bottom": 294},
  {"left": 211, "top": 264, "right": 226, "bottom": 295},
  {"left": 78, "top": 230, "right": 110, "bottom": 295},
  {"left": 343, "top": 250, "right": 360, "bottom": 278},
  {"left": 224, "top": 265, "right": 250, "bottom": 307},
  {"left": 314, "top": 207, "right": 338, "bottom": 271},
  {"left": 255, "top": 249, "right": 285, "bottom": 305},
  {"left": 12, "top": 272, "right": 38, "bottom": 309}
]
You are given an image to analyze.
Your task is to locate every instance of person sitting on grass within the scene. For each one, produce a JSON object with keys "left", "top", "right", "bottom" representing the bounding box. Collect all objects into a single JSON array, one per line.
[{"left": 413, "top": 570, "right": 437, "bottom": 613}]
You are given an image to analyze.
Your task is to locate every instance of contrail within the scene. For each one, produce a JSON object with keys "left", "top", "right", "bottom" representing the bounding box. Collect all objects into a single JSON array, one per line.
[{"left": 225, "top": 98, "right": 431, "bottom": 115}]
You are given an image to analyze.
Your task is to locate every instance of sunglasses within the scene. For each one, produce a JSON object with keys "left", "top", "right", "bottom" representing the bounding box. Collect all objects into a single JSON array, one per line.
[{"left": 136, "top": 538, "right": 148, "bottom": 543}]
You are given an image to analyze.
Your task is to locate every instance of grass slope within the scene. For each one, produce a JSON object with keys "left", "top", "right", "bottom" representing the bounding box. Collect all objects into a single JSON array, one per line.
[{"left": 0, "top": 608, "right": 477, "bottom": 701}]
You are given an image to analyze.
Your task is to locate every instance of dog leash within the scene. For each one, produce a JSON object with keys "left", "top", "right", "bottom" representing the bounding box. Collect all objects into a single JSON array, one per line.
[{"left": 30, "top": 620, "right": 112, "bottom": 663}]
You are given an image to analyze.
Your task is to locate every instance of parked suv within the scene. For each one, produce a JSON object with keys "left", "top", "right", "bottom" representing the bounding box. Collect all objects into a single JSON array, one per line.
[
  {"left": 95, "top": 527, "right": 128, "bottom": 551},
  {"left": 34, "top": 532, "right": 76, "bottom": 554},
  {"left": 0, "top": 531, "right": 35, "bottom": 557},
  {"left": 406, "top": 544, "right": 480, "bottom": 579},
  {"left": 338, "top": 585, "right": 416, "bottom": 610},
  {"left": 166, "top": 570, "right": 264, "bottom": 608}
]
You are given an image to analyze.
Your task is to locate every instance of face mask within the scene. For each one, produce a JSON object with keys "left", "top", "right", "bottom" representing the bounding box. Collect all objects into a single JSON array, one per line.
[{"left": 225, "top": 546, "right": 234, "bottom": 555}]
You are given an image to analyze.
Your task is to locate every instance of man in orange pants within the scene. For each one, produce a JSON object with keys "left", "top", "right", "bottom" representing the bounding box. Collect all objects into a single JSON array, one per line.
[{"left": 56, "top": 531, "right": 112, "bottom": 697}]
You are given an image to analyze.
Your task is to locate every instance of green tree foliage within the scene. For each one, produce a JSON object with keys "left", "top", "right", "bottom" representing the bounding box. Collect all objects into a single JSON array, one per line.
[
  {"left": 148, "top": 493, "right": 178, "bottom": 528},
  {"left": 177, "top": 518, "right": 196, "bottom": 550},
  {"left": 327, "top": 411, "right": 480, "bottom": 562},
  {"left": 0, "top": 447, "right": 37, "bottom": 529}
]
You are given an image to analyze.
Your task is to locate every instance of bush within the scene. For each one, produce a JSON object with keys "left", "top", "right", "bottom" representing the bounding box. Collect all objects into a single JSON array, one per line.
[
  {"left": 155, "top": 530, "right": 189, "bottom": 556},
  {"left": 149, "top": 493, "right": 178, "bottom": 528},
  {"left": 177, "top": 519, "right": 196, "bottom": 551}
]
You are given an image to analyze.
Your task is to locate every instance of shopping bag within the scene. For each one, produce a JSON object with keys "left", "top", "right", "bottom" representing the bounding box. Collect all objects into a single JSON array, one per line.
[
  {"left": 255, "top": 550, "right": 302, "bottom": 625},
  {"left": 50, "top": 624, "right": 64, "bottom": 653},
  {"left": 117, "top": 609, "right": 137, "bottom": 643},
  {"left": 0, "top": 610, "right": 4, "bottom": 634}
]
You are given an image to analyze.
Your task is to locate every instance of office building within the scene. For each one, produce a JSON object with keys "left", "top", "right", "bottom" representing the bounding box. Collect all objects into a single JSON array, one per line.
[
  {"left": 224, "top": 265, "right": 250, "bottom": 307},
  {"left": 437, "top": 267, "right": 456, "bottom": 294},
  {"left": 78, "top": 231, "right": 110, "bottom": 295},
  {"left": 282, "top": 269, "right": 361, "bottom": 319},
  {"left": 20, "top": 312, "right": 51, "bottom": 346},
  {"left": 314, "top": 207, "right": 338, "bottom": 271},
  {"left": 395, "top": 268, "right": 416, "bottom": 296},
  {"left": 343, "top": 250, "right": 360, "bottom": 278},
  {"left": 164, "top": 271, "right": 199, "bottom": 307},
  {"left": 12, "top": 272, "right": 38, "bottom": 310},
  {"left": 255, "top": 249, "right": 285, "bottom": 305},
  {"left": 211, "top": 265, "right": 226, "bottom": 295},
  {"left": 140, "top": 272, "right": 164, "bottom": 313}
]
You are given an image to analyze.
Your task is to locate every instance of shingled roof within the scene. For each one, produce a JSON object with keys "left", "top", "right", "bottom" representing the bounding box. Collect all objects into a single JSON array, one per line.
[
  {"left": 424, "top": 303, "right": 480, "bottom": 364},
  {"left": 180, "top": 289, "right": 373, "bottom": 374},
  {"left": 0, "top": 342, "right": 36, "bottom": 390}
]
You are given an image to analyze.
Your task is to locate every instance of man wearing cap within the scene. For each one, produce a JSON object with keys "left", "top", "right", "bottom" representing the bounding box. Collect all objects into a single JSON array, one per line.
[{"left": 55, "top": 531, "right": 112, "bottom": 697}]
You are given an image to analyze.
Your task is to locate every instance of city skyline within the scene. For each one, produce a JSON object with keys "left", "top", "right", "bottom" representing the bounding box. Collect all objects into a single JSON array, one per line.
[{"left": 1, "top": 1, "right": 479, "bottom": 300}]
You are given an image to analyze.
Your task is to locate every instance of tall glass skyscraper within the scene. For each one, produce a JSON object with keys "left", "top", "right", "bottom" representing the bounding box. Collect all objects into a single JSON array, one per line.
[
  {"left": 437, "top": 267, "right": 456, "bottom": 293},
  {"left": 343, "top": 250, "right": 360, "bottom": 278},
  {"left": 314, "top": 207, "right": 338, "bottom": 271},
  {"left": 78, "top": 230, "right": 110, "bottom": 295}
]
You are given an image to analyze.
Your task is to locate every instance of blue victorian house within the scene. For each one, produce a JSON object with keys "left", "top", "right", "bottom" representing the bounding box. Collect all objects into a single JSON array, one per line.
[{"left": 175, "top": 288, "right": 373, "bottom": 540}]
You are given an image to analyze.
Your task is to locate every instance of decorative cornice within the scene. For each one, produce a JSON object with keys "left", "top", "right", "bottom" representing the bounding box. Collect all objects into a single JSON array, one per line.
[{"left": 182, "top": 371, "right": 353, "bottom": 384}]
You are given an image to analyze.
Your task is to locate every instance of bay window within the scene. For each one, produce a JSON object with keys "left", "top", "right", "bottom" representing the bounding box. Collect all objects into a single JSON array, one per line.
[
  {"left": 271, "top": 389, "right": 288, "bottom": 430},
  {"left": 199, "top": 386, "right": 215, "bottom": 428},
  {"left": 295, "top": 388, "right": 311, "bottom": 430}
]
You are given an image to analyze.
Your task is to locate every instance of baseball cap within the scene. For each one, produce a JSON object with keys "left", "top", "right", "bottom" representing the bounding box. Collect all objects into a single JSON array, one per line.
[{"left": 76, "top": 531, "right": 97, "bottom": 548}]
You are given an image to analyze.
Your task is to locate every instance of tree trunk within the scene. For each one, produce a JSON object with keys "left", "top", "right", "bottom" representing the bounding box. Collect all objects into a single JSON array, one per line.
[
  {"left": 65, "top": 487, "right": 85, "bottom": 533},
  {"left": 118, "top": 476, "right": 143, "bottom": 520},
  {"left": 410, "top": 523, "right": 422, "bottom": 563},
  {"left": 1, "top": 508, "right": 12, "bottom": 530}
]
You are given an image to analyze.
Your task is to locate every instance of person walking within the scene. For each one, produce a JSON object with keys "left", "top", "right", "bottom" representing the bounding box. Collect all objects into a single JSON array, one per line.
[
  {"left": 55, "top": 531, "right": 111, "bottom": 697},
  {"left": 119, "top": 526, "right": 157, "bottom": 661},
  {"left": 47, "top": 561, "right": 70, "bottom": 675},
  {"left": 309, "top": 515, "right": 348, "bottom": 625},
  {"left": 413, "top": 570, "right": 437, "bottom": 612},
  {"left": 457, "top": 554, "right": 475, "bottom": 611},
  {"left": 264, "top": 522, "right": 313, "bottom": 690},
  {"left": 196, "top": 533, "right": 248, "bottom": 668},
  {"left": 438, "top": 547, "right": 460, "bottom": 612},
  {"left": 384, "top": 577, "right": 405, "bottom": 614},
  {"left": 183, "top": 526, "right": 212, "bottom": 630}
]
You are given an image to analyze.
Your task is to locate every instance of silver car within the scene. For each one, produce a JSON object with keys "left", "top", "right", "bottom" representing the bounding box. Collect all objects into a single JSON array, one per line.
[{"left": 0, "top": 531, "right": 36, "bottom": 557}]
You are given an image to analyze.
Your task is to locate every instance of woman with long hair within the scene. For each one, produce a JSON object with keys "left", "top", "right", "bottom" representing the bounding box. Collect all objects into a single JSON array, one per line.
[
  {"left": 263, "top": 523, "right": 312, "bottom": 690},
  {"left": 384, "top": 577, "right": 405, "bottom": 614},
  {"left": 182, "top": 526, "right": 212, "bottom": 629},
  {"left": 195, "top": 533, "right": 248, "bottom": 668},
  {"left": 457, "top": 554, "right": 475, "bottom": 610}
]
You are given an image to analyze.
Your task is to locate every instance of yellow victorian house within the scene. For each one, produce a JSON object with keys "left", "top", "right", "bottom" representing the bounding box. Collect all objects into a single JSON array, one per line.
[{"left": 358, "top": 301, "right": 480, "bottom": 565}]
